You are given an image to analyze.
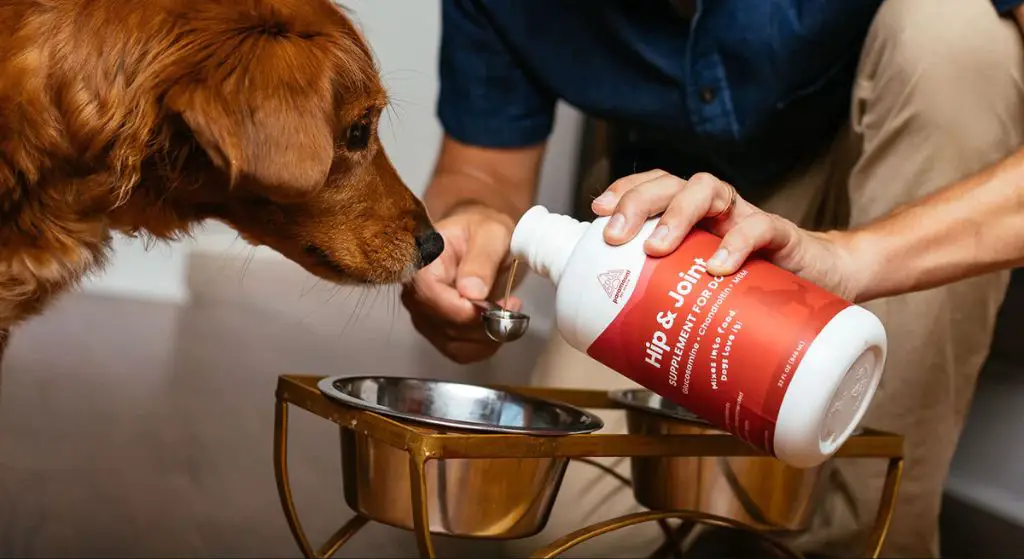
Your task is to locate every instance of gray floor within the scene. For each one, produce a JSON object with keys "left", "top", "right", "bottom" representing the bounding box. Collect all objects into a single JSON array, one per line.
[{"left": 0, "top": 253, "right": 1021, "bottom": 557}]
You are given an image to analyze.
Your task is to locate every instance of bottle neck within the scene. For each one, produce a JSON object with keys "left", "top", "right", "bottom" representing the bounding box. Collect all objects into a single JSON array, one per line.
[{"left": 510, "top": 206, "right": 590, "bottom": 286}]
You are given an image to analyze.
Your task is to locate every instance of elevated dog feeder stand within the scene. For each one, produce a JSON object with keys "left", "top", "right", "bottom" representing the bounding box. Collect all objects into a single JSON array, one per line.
[{"left": 273, "top": 375, "right": 904, "bottom": 559}]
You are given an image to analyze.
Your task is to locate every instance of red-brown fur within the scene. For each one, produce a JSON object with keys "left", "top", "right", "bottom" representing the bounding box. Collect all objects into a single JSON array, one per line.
[{"left": 0, "top": 0, "right": 437, "bottom": 356}]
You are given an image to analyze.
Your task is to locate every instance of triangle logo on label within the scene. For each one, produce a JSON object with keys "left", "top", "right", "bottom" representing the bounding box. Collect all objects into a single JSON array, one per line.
[{"left": 598, "top": 269, "right": 627, "bottom": 299}]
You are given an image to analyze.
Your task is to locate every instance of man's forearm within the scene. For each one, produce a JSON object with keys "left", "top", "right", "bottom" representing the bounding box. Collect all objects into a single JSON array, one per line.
[
  {"left": 424, "top": 135, "right": 546, "bottom": 221},
  {"left": 849, "top": 146, "right": 1024, "bottom": 302},
  {"left": 840, "top": 4, "right": 1024, "bottom": 302}
]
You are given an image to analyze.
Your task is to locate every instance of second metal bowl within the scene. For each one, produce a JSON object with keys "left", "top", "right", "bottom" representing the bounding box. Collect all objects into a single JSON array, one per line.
[{"left": 610, "top": 388, "right": 826, "bottom": 533}]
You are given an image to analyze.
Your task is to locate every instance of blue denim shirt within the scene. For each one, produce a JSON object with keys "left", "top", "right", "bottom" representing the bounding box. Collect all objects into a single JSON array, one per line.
[{"left": 437, "top": 0, "right": 1019, "bottom": 192}]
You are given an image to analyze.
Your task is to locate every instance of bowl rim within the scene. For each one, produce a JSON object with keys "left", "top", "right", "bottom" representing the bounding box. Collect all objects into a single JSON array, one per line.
[
  {"left": 318, "top": 375, "right": 605, "bottom": 436},
  {"left": 607, "top": 388, "right": 711, "bottom": 426},
  {"left": 608, "top": 389, "right": 866, "bottom": 437}
]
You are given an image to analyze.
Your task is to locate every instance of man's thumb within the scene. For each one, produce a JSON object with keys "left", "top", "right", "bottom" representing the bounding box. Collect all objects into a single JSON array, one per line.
[{"left": 455, "top": 227, "right": 509, "bottom": 301}]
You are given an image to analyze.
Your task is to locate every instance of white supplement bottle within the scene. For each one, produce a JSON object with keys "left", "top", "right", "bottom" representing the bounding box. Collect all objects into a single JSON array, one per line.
[{"left": 510, "top": 205, "right": 887, "bottom": 469}]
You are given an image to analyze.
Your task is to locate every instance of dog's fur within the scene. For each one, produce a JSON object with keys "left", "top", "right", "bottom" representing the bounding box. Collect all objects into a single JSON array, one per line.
[{"left": 0, "top": 0, "right": 440, "bottom": 356}]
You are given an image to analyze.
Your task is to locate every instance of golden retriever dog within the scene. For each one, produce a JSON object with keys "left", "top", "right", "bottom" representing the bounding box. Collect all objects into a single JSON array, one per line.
[{"left": 0, "top": 0, "right": 443, "bottom": 361}]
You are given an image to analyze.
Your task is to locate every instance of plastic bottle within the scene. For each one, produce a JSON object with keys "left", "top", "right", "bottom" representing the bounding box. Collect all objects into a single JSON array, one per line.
[{"left": 510, "top": 205, "right": 887, "bottom": 468}]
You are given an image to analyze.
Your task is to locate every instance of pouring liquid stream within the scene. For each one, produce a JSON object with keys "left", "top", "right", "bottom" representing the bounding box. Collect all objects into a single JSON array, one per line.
[{"left": 501, "top": 259, "right": 519, "bottom": 311}]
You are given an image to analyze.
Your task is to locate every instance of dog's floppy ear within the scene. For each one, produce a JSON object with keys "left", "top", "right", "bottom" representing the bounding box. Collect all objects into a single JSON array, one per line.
[{"left": 166, "top": 82, "right": 334, "bottom": 200}]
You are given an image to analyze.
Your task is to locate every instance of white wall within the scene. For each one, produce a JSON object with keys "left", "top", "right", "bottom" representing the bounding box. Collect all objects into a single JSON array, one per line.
[
  {"left": 82, "top": 0, "right": 582, "bottom": 305},
  {"left": 80, "top": 234, "right": 191, "bottom": 304}
]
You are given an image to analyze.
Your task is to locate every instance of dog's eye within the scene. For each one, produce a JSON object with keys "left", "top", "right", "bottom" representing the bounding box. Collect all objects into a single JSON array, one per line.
[{"left": 345, "top": 121, "right": 372, "bottom": 152}]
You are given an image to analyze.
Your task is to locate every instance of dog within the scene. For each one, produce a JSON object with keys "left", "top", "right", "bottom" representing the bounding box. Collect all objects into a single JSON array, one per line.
[{"left": 0, "top": 0, "right": 444, "bottom": 363}]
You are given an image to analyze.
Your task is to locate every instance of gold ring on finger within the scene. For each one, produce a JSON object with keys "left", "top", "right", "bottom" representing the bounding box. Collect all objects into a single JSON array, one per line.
[{"left": 708, "top": 183, "right": 737, "bottom": 219}]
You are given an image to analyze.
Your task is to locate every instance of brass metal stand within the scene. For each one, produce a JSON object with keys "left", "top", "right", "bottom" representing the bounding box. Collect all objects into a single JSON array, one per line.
[{"left": 274, "top": 375, "right": 904, "bottom": 559}]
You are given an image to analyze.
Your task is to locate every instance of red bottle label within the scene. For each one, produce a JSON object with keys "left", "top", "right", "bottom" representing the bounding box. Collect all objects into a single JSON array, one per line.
[{"left": 587, "top": 230, "right": 850, "bottom": 456}]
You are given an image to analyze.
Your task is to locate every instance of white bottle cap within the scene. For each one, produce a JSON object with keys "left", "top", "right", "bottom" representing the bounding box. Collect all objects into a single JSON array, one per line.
[{"left": 510, "top": 206, "right": 591, "bottom": 285}]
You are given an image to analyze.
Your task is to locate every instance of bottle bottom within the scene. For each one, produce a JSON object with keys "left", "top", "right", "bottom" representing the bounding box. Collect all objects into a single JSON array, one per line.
[
  {"left": 773, "top": 305, "right": 887, "bottom": 469},
  {"left": 818, "top": 345, "right": 882, "bottom": 454}
]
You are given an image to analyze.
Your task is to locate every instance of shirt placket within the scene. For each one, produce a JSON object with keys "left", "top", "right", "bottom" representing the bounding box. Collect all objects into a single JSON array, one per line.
[{"left": 683, "top": 3, "right": 740, "bottom": 140}]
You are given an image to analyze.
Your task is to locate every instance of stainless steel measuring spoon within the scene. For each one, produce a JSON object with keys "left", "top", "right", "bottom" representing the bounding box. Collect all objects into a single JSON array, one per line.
[{"left": 471, "top": 300, "right": 530, "bottom": 343}]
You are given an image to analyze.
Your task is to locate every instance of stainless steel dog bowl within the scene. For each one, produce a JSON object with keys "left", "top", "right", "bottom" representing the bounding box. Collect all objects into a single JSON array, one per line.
[
  {"left": 319, "top": 376, "right": 603, "bottom": 539},
  {"left": 610, "top": 389, "right": 827, "bottom": 533}
]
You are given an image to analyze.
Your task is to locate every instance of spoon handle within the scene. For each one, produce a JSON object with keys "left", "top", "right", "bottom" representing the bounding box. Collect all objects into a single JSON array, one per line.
[{"left": 470, "top": 299, "right": 498, "bottom": 312}]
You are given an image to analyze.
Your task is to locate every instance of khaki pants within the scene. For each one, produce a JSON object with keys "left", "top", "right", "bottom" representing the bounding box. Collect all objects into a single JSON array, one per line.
[{"left": 503, "top": 0, "right": 1024, "bottom": 557}]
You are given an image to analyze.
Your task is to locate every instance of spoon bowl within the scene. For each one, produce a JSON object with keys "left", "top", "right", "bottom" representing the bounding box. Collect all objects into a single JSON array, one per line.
[
  {"left": 472, "top": 300, "right": 531, "bottom": 343},
  {"left": 482, "top": 307, "right": 531, "bottom": 343}
]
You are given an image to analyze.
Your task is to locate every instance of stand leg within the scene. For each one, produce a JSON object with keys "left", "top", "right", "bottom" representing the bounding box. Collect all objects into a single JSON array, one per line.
[
  {"left": 274, "top": 399, "right": 369, "bottom": 559},
  {"left": 318, "top": 515, "right": 370, "bottom": 558},
  {"left": 530, "top": 510, "right": 803, "bottom": 559},
  {"left": 571, "top": 457, "right": 683, "bottom": 559},
  {"left": 648, "top": 521, "right": 696, "bottom": 559},
  {"left": 274, "top": 400, "right": 317, "bottom": 559},
  {"left": 409, "top": 449, "right": 436, "bottom": 559},
  {"left": 864, "top": 458, "right": 904, "bottom": 559}
]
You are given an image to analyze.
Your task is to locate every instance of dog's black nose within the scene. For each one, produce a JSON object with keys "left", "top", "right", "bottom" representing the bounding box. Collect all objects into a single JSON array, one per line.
[{"left": 415, "top": 230, "right": 445, "bottom": 267}]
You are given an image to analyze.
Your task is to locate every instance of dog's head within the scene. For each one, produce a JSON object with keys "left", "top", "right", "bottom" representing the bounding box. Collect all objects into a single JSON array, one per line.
[{"left": 129, "top": 0, "right": 443, "bottom": 284}]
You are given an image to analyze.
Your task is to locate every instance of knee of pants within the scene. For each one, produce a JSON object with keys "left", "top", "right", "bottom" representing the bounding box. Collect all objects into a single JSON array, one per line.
[{"left": 858, "top": 0, "right": 1024, "bottom": 141}]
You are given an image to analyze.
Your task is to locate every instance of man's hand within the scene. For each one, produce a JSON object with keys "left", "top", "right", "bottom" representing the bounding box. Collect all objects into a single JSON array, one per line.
[
  {"left": 401, "top": 205, "right": 523, "bottom": 364},
  {"left": 402, "top": 136, "right": 543, "bottom": 364},
  {"left": 591, "top": 170, "right": 870, "bottom": 301}
]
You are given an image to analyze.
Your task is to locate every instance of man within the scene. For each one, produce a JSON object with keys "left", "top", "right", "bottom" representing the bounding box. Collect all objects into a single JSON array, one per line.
[{"left": 401, "top": 1, "right": 1024, "bottom": 556}]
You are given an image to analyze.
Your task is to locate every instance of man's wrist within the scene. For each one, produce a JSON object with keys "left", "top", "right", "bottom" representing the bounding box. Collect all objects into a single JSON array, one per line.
[
  {"left": 827, "top": 228, "right": 891, "bottom": 304},
  {"left": 424, "top": 174, "right": 527, "bottom": 224},
  {"left": 443, "top": 200, "right": 517, "bottom": 230}
]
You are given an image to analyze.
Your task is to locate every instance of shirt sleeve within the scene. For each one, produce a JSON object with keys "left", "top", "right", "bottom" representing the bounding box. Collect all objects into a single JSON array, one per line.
[
  {"left": 437, "top": 0, "right": 557, "bottom": 148},
  {"left": 992, "top": 0, "right": 1024, "bottom": 14}
]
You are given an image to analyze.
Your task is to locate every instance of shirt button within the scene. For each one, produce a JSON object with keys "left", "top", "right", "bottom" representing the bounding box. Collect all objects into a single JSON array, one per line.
[{"left": 700, "top": 87, "right": 716, "bottom": 104}]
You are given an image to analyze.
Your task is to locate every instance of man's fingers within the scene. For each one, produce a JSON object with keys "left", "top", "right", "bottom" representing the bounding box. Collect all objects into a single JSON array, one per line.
[
  {"left": 408, "top": 312, "right": 500, "bottom": 364},
  {"left": 455, "top": 219, "right": 511, "bottom": 301},
  {"left": 706, "top": 211, "right": 799, "bottom": 276},
  {"left": 641, "top": 172, "right": 718, "bottom": 256},
  {"left": 603, "top": 173, "right": 689, "bottom": 245},
  {"left": 408, "top": 310, "right": 490, "bottom": 342},
  {"left": 591, "top": 168, "right": 669, "bottom": 214},
  {"left": 644, "top": 173, "right": 757, "bottom": 256},
  {"left": 402, "top": 276, "right": 477, "bottom": 325},
  {"left": 440, "top": 340, "right": 503, "bottom": 365}
]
